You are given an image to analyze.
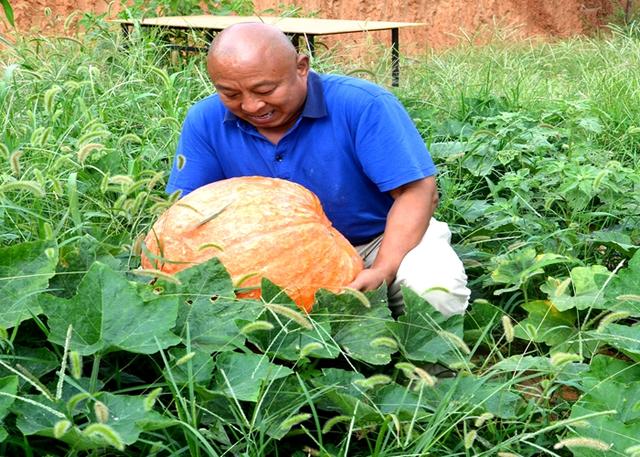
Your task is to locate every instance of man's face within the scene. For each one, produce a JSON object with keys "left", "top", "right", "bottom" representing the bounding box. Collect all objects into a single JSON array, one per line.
[{"left": 208, "top": 53, "right": 309, "bottom": 133}]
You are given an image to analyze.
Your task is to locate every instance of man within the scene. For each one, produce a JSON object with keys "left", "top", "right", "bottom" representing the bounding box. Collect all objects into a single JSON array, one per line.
[{"left": 167, "top": 22, "right": 470, "bottom": 316}]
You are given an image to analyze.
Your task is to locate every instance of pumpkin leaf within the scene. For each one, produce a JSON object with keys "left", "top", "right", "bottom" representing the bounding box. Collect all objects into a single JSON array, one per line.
[
  {"left": 92, "top": 393, "right": 174, "bottom": 444},
  {"left": 580, "top": 355, "right": 640, "bottom": 390},
  {"left": 588, "top": 323, "right": 640, "bottom": 359},
  {"left": 0, "top": 241, "right": 58, "bottom": 329},
  {"left": 547, "top": 265, "right": 611, "bottom": 312},
  {"left": 41, "top": 262, "right": 180, "bottom": 355},
  {"left": 240, "top": 279, "right": 340, "bottom": 361},
  {"left": 390, "top": 287, "right": 466, "bottom": 366},
  {"left": 513, "top": 300, "right": 576, "bottom": 346},
  {"left": 1, "top": 346, "right": 59, "bottom": 380},
  {"left": 489, "top": 248, "right": 571, "bottom": 295},
  {"left": 163, "top": 347, "right": 214, "bottom": 386},
  {"left": 172, "top": 258, "right": 263, "bottom": 352},
  {"left": 12, "top": 394, "right": 68, "bottom": 438},
  {"left": 12, "top": 392, "right": 171, "bottom": 449},
  {"left": 0, "top": 376, "right": 18, "bottom": 425},
  {"left": 418, "top": 375, "right": 523, "bottom": 419},
  {"left": 464, "top": 300, "right": 503, "bottom": 342},
  {"left": 315, "top": 285, "right": 396, "bottom": 365},
  {"left": 585, "top": 230, "right": 638, "bottom": 257},
  {"left": 605, "top": 249, "right": 640, "bottom": 316},
  {"left": 489, "top": 355, "right": 588, "bottom": 389},
  {"left": 372, "top": 383, "right": 433, "bottom": 420},
  {"left": 253, "top": 376, "right": 307, "bottom": 439},
  {"left": 212, "top": 352, "right": 293, "bottom": 403},
  {"left": 309, "top": 368, "right": 379, "bottom": 421},
  {"left": 49, "top": 234, "right": 122, "bottom": 299},
  {"left": 567, "top": 355, "right": 640, "bottom": 456}
]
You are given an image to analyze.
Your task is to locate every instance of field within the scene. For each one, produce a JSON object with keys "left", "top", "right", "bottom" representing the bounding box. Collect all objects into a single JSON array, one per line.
[{"left": 1, "top": 9, "right": 640, "bottom": 457}]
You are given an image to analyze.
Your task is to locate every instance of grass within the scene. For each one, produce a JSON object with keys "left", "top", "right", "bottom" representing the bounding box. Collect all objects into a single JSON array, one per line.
[{"left": 0, "top": 12, "right": 639, "bottom": 457}]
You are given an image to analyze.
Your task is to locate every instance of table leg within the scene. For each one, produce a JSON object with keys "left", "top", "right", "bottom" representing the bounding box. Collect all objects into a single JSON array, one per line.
[
  {"left": 391, "top": 27, "right": 399, "bottom": 87},
  {"left": 290, "top": 33, "right": 300, "bottom": 49},
  {"left": 204, "top": 29, "right": 216, "bottom": 46},
  {"left": 306, "top": 34, "right": 315, "bottom": 56},
  {"left": 120, "top": 23, "right": 130, "bottom": 48}
]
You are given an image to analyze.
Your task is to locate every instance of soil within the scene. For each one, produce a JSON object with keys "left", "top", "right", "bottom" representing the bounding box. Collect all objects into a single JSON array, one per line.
[{"left": 2, "top": 0, "right": 625, "bottom": 51}]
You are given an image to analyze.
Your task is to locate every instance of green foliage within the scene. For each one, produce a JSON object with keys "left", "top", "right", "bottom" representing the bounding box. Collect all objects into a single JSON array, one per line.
[
  {"left": 0, "top": 0, "right": 13, "bottom": 27},
  {"left": 119, "top": 0, "right": 255, "bottom": 18},
  {"left": 0, "top": 241, "right": 57, "bottom": 329},
  {"left": 568, "top": 355, "right": 640, "bottom": 456}
]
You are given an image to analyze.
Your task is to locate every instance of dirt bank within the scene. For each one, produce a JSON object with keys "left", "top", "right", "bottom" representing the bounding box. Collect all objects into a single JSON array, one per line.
[{"left": 3, "top": 0, "right": 621, "bottom": 51}]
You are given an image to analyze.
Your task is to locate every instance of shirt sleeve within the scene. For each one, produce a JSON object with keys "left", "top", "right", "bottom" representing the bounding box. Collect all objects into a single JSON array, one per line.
[
  {"left": 353, "top": 93, "right": 437, "bottom": 192},
  {"left": 166, "top": 107, "right": 224, "bottom": 196}
]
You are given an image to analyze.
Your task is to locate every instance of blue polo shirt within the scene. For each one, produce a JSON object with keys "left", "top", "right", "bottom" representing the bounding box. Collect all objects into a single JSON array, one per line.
[{"left": 167, "top": 71, "right": 436, "bottom": 245}]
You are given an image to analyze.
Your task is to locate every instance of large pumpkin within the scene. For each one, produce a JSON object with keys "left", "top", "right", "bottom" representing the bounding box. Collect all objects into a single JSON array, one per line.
[{"left": 141, "top": 177, "right": 364, "bottom": 312}]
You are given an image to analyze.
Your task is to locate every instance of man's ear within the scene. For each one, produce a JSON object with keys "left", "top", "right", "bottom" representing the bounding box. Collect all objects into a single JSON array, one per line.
[{"left": 296, "top": 54, "right": 310, "bottom": 76}]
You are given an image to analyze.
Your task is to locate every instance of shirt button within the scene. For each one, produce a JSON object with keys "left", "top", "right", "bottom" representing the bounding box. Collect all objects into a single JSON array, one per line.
[{"left": 275, "top": 154, "right": 284, "bottom": 162}]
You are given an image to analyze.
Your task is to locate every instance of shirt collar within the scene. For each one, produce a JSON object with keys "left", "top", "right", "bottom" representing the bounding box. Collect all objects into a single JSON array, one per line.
[{"left": 222, "top": 70, "right": 327, "bottom": 123}]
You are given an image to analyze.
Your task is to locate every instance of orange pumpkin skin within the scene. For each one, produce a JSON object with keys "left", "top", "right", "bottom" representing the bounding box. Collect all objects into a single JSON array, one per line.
[{"left": 141, "top": 177, "right": 364, "bottom": 312}]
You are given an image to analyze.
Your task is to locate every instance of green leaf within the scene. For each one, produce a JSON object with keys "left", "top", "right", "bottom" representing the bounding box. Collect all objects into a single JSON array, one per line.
[
  {"left": 0, "top": 241, "right": 58, "bottom": 328},
  {"left": 428, "top": 141, "right": 469, "bottom": 158},
  {"left": 490, "top": 248, "right": 570, "bottom": 295},
  {"left": 577, "top": 116, "right": 604, "bottom": 134},
  {"left": 0, "top": 346, "right": 59, "bottom": 380},
  {"left": 585, "top": 230, "right": 638, "bottom": 257},
  {"left": 605, "top": 249, "right": 640, "bottom": 316},
  {"left": 547, "top": 265, "right": 610, "bottom": 311},
  {"left": 163, "top": 348, "right": 214, "bottom": 386},
  {"left": 461, "top": 144, "right": 499, "bottom": 177},
  {"left": 0, "top": 376, "right": 18, "bottom": 421},
  {"left": 391, "top": 287, "right": 466, "bottom": 366},
  {"left": 41, "top": 262, "right": 180, "bottom": 355},
  {"left": 212, "top": 352, "right": 293, "bottom": 402},
  {"left": 315, "top": 285, "right": 396, "bottom": 365},
  {"left": 12, "top": 394, "right": 65, "bottom": 437},
  {"left": 567, "top": 355, "right": 640, "bottom": 456},
  {"left": 589, "top": 323, "right": 640, "bottom": 357},
  {"left": 422, "top": 375, "right": 523, "bottom": 419},
  {"left": 1, "top": 0, "right": 14, "bottom": 26},
  {"left": 12, "top": 392, "right": 172, "bottom": 449},
  {"left": 453, "top": 199, "right": 492, "bottom": 223},
  {"left": 464, "top": 300, "right": 503, "bottom": 342},
  {"left": 513, "top": 300, "right": 576, "bottom": 346},
  {"left": 96, "top": 393, "right": 173, "bottom": 445},
  {"left": 241, "top": 279, "right": 340, "bottom": 361},
  {"left": 490, "top": 355, "right": 588, "bottom": 388},
  {"left": 309, "top": 368, "right": 378, "bottom": 421},
  {"left": 372, "top": 383, "right": 432, "bottom": 420},
  {"left": 173, "top": 258, "right": 263, "bottom": 352},
  {"left": 197, "top": 388, "right": 241, "bottom": 425},
  {"left": 253, "top": 376, "right": 307, "bottom": 439},
  {"left": 585, "top": 354, "right": 640, "bottom": 384},
  {"left": 50, "top": 234, "right": 122, "bottom": 299}
]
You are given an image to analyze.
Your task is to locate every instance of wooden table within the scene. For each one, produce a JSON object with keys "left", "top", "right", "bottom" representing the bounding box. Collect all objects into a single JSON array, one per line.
[{"left": 114, "top": 15, "right": 425, "bottom": 86}]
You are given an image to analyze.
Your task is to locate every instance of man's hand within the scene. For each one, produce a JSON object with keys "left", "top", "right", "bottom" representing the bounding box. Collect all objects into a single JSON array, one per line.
[{"left": 346, "top": 266, "right": 391, "bottom": 291}]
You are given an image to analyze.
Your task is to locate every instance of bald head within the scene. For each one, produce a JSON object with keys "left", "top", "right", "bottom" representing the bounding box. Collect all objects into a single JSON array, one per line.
[{"left": 208, "top": 23, "right": 298, "bottom": 71}]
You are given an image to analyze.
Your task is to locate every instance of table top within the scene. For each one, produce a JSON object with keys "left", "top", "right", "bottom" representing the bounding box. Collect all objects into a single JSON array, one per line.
[{"left": 113, "top": 15, "right": 425, "bottom": 35}]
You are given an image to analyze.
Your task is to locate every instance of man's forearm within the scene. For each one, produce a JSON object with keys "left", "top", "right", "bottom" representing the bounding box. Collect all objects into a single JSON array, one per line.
[{"left": 371, "top": 176, "right": 438, "bottom": 284}]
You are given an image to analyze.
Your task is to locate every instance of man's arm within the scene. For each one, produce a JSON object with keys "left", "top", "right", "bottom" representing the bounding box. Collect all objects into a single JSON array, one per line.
[{"left": 347, "top": 176, "right": 438, "bottom": 291}]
